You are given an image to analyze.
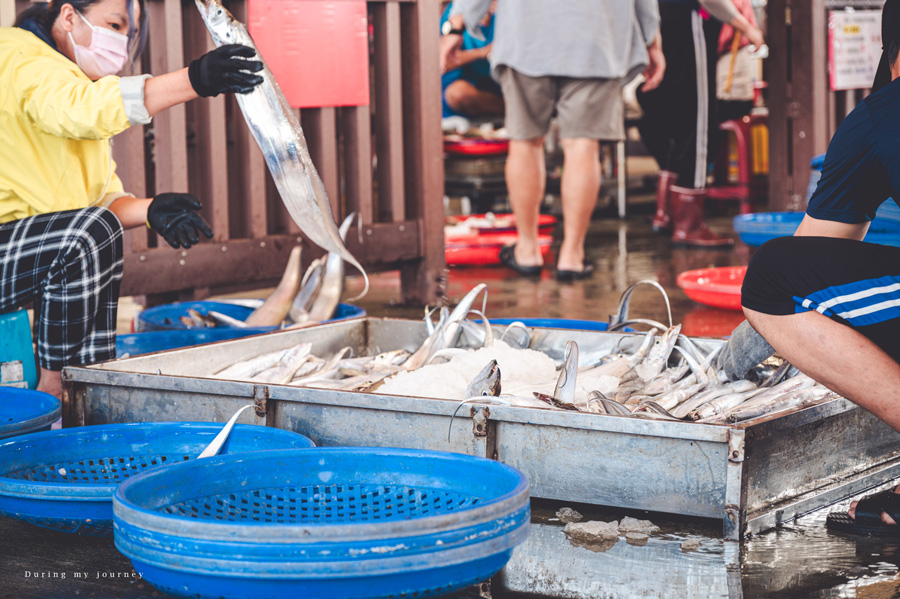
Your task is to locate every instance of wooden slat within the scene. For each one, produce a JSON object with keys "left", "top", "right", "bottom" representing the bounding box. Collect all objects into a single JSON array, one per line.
[
  {"left": 786, "top": 0, "right": 827, "bottom": 211},
  {"left": 227, "top": 0, "right": 268, "bottom": 239},
  {"left": 342, "top": 105, "right": 374, "bottom": 224},
  {"left": 302, "top": 107, "right": 341, "bottom": 219},
  {"left": 147, "top": 0, "right": 189, "bottom": 229},
  {"left": 113, "top": 127, "right": 149, "bottom": 251},
  {"left": 111, "top": 52, "right": 150, "bottom": 252},
  {"left": 398, "top": 0, "right": 444, "bottom": 304},
  {"left": 765, "top": 0, "right": 790, "bottom": 211},
  {"left": 372, "top": 2, "right": 407, "bottom": 223},
  {"left": 184, "top": 7, "right": 229, "bottom": 241},
  {"left": 121, "top": 222, "right": 420, "bottom": 296}
]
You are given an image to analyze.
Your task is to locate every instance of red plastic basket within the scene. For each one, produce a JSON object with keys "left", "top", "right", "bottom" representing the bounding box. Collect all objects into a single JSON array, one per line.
[
  {"left": 676, "top": 266, "right": 747, "bottom": 311},
  {"left": 445, "top": 233, "right": 552, "bottom": 267},
  {"left": 446, "top": 213, "right": 557, "bottom": 236},
  {"left": 443, "top": 138, "right": 510, "bottom": 156}
]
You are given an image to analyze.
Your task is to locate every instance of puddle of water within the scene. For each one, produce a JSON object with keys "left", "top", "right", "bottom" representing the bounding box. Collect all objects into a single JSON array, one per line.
[{"left": 493, "top": 496, "right": 900, "bottom": 599}]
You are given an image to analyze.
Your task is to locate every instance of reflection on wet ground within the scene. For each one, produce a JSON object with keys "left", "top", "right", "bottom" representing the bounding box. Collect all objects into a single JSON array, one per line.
[
  {"left": 345, "top": 211, "right": 753, "bottom": 339},
  {"left": 495, "top": 494, "right": 900, "bottom": 599},
  {"left": 344, "top": 203, "right": 900, "bottom": 598}
]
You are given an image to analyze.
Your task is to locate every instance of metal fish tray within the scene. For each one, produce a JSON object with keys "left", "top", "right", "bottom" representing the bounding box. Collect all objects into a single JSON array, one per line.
[{"left": 62, "top": 318, "right": 900, "bottom": 540}]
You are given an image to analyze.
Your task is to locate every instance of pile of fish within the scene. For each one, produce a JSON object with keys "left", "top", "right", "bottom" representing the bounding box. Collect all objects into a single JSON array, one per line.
[
  {"left": 180, "top": 215, "right": 357, "bottom": 330},
  {"left": 205, "top": 282, "right": 840, "bottom": 425}
]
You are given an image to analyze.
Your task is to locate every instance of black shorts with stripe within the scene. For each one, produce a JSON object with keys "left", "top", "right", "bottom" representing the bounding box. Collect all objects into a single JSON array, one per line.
[{"left": 742, "top": 236, "right": 900, "bottom": 362}]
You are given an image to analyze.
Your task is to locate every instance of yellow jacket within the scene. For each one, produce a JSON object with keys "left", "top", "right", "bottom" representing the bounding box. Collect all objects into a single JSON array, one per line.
[{"left": 0, "top": 28, "right": 150, "bottom": 224}]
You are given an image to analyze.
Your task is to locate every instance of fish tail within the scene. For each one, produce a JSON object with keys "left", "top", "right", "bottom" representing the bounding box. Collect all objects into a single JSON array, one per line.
[{"left": 346, "top": 255, "right": 369, "bottom": 300}]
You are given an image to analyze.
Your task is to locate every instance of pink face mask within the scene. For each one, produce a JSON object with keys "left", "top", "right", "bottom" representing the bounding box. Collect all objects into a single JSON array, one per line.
[{"left": 67, "top": 11, "right": 130, "bottom": 79}]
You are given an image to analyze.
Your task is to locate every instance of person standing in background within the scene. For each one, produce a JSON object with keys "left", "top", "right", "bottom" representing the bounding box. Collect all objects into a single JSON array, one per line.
[
  {"left": 637, "top": 0, "right": 763, "bottom": 247},
  {"left": 441, "top": 0, "right": 665, "bottom": 281}
]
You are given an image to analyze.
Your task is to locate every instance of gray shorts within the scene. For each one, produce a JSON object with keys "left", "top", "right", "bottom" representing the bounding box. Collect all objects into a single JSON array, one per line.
[{"left": 496, "top": 66, "right": 624, "bottom": 141}]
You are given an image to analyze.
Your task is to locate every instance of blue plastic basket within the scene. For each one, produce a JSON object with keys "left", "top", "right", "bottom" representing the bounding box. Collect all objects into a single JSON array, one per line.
[
  {"left": 0, "top": 422, "right": 315, "bottom": 536},
  {"left": 0, "top": 387, "right": 60, "bottom": 439},
  {"left": 490, "top": 317, "right": 609, "bottom": 331},
  {"left": 136, "top": 301, "right": 365, "bottom": 333},
  {"left": 116, "top": 329, "right": 267, "bottom": 358},
  {"left": 734, "top": 210, "right": 900, "bottom": 247},
  {"left": 113, "top": 447, "right": 531, "bottom": 599}
]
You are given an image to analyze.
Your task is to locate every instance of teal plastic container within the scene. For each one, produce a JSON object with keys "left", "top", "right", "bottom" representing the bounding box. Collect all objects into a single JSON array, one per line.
[{"left": 0, "top": 310, "right": 38, "bottom": 389}]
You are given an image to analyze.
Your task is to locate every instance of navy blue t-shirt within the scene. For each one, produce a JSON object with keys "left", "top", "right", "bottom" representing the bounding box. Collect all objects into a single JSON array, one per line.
[{"left": 807, "top": 77, "right": 900, "bottom": 223}]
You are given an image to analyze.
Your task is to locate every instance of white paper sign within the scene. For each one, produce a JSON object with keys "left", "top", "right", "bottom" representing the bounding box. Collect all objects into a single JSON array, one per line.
[{"left": 828, "top": 10, "right": 882, "bottom": 91}]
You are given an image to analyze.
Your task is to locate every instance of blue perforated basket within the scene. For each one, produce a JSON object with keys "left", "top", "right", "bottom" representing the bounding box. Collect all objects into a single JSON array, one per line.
[
  {"left": 114, "top": 447, "right": 531, "bottom": 599},
  {"left": 0, "top": 387, "right": 60, "bottom": 439},
  {"left": 0, "top": 422, "right": 314, "bottom": 536},
  {"left": 734, "top": 209, "right": 900, "bottom": 247},
  {"left": 136, "top": 301, "right": 366, "bottom": 332},
  {"left": 490, "top": 318, "right": 609, "bottom": 331}
]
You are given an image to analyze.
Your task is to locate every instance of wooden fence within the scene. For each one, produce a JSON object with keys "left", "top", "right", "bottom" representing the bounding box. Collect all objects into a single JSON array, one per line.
[
  {"left": 2, "top": 0, "right": 445, "bottom": 305},
  {"left": 767, "top": 0, "right": 884, "bottom": 210}
]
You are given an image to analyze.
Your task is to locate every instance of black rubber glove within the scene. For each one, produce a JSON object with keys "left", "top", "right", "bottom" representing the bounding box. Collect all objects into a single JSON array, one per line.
[
  {"left": 188, "top": 44, "right": 264, "bottom": 98},
  {"left": 147, "top": 193, "right": 214, "bottom": 249},
  {"left": 716, "top": 319, "right": 776, "bottom": 381}
]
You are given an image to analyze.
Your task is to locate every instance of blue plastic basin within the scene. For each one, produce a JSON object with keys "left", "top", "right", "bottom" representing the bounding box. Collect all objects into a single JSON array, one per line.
[
  {"left": 734, "top": 210, "right": 900, "bottom": 247},
  {"left": 122, "top": 302, "right": 366, "bottom": 357},
  {"left": 113, "top": 447, "right": 531, "bottom": 599},
  {"left": 116, "top": 329, "right": 267, "bottom": 358},
  {"left": 0, "top": 422, "right": 315, "bottom": 536},
  {"left": 136, "top": 301, "right": 365, "bottom": 332},
  {"left": 0, "top": 387, "right": 60, "bottom": 439},
  {"left": 490, "top": 317, "right": 609, "bottom": 331}
]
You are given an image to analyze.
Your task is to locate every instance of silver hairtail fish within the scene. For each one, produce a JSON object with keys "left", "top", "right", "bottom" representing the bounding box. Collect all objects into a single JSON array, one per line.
[{"left": 194, "top": 0, "right": 368, "bottom": 297}]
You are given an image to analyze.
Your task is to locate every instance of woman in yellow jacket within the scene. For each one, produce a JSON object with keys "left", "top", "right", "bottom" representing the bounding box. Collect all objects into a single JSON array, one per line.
[{"left": 1, "top": 0, "right": 263, "bottom": 398}]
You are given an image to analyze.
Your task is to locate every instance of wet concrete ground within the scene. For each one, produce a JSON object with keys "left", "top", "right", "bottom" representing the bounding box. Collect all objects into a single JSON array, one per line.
[
  {"left": 85, "top": 179, "right": 900, "bottom": 598},
  {"left": 344, "top": 191, "right": 750, "bottom": 338}
]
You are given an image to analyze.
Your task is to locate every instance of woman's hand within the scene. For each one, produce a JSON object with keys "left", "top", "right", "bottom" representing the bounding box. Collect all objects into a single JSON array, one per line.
[
  {"left": 143, "top": 44, "right": 265, "bottom": 120},
  {"left": 146, "top": 193, "right": 214, "bottom": 249},
  {"left": 188, "top": 44, "right": 264, "bottom": 98}
]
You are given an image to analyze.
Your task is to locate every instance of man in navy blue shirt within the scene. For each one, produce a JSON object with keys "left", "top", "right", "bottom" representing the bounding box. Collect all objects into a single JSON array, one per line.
[{"left": 724, "top": 0, "right": 900, "bottom": 534}]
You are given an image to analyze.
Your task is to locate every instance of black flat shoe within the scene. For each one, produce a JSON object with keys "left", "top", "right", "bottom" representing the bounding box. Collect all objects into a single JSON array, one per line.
[
  {"left": 556, "top": 260, "right": 596, "bottom": 282},
  {"left": 499, "top": 245, "right": 543, "bottom": 276},
  {"left": 826, "top": 488, "right": 900, "bottom": 536}
]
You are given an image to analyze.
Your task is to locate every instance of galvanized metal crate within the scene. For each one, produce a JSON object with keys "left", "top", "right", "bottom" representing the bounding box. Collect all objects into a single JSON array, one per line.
[{"left": 62, "top": 318, "right": 900, "bottom": 539}]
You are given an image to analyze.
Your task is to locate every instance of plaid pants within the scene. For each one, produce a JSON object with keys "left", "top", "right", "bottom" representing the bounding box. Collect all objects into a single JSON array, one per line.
[{"left": 0, "top": 208, "right": 124, "bottom": 370}]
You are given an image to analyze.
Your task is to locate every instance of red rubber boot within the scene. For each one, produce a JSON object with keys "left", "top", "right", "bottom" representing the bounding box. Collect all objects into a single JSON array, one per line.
[
  {"left": 652, "top": 170, "right": 678, "bottom": 233},
  {"left": 670, "top": 186, "right": 734, "bottom": 248}
]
